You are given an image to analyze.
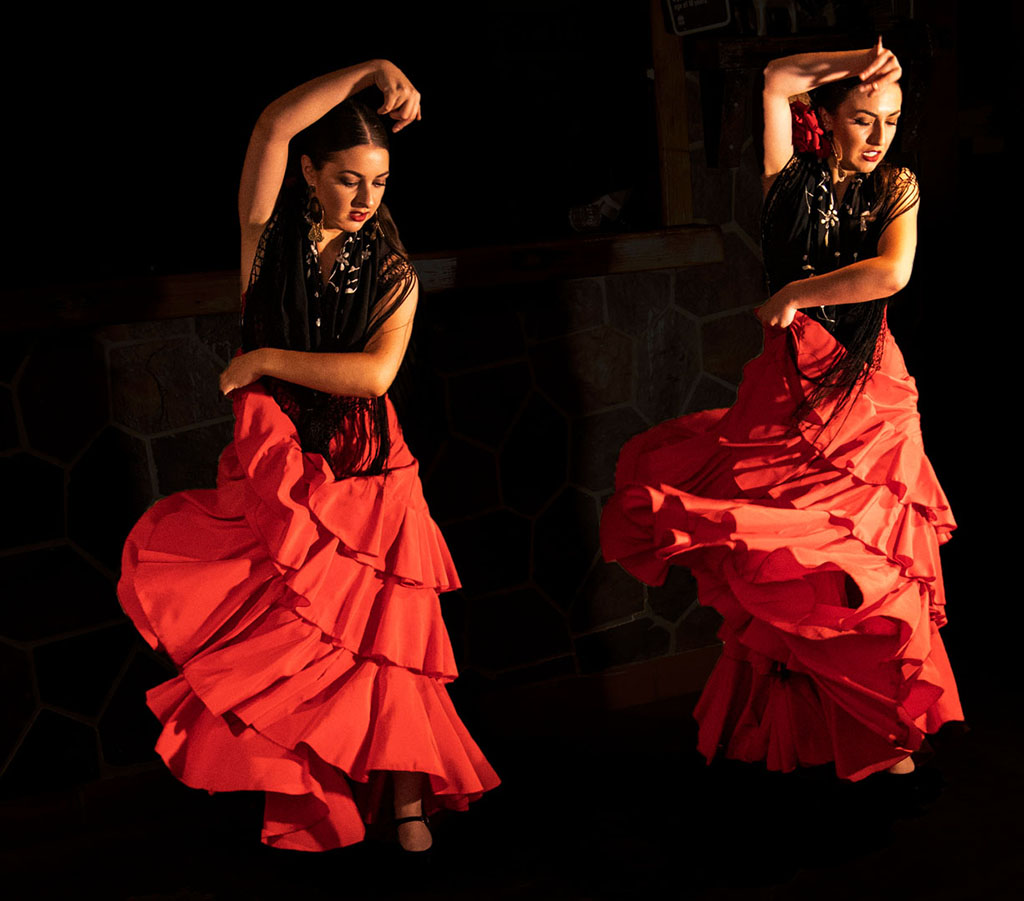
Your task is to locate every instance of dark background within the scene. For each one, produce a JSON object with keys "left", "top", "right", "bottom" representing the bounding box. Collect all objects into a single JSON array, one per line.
[
  {"left": 1, "top": 1, "right": 1020, "bottom": 897},
  {"left": 7, "top": 2, "right": 656, "bottom": 283}
]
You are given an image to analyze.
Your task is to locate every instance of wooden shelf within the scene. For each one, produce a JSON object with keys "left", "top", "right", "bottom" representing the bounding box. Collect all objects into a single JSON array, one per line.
[{"left": 2, "top": 226, "right": 724, "bottom": 332}]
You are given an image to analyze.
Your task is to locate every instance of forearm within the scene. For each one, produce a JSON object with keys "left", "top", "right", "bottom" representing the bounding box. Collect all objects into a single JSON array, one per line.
[
  {"left": 790, "top": 257, "right": 909, "bottom": 308},
  {"left": 256, "top": 61, "right": 380, "bottom": 140},
  {"left": 259, "top": 347, "right": 394, "bottom": 399},
  {"left": 763, "top": 48, "right": 875, "bottom": 99}
]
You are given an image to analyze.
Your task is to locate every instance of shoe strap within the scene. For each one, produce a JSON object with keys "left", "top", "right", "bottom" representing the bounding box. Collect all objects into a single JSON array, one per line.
[{"left": 395, "top": 814, "right": 429, "bottom": 826}]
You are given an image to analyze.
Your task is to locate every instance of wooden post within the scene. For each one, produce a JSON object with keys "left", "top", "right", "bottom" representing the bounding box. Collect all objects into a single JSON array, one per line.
[{"left": 649, "top": 0, "right": 693, "bottom": 226}]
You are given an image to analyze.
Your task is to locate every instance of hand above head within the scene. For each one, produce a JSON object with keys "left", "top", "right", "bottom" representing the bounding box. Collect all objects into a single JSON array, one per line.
[
  {"left": 373, "top": 60, "right": 422, "bottom": 132},
  {"left": 857, "top": 37, "right": 902, "bottom": 95}
]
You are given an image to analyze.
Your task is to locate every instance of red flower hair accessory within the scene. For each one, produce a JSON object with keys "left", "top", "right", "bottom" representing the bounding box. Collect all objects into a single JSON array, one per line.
[{"left": 790, "top": 100, "right": 831, "bottom": 160}]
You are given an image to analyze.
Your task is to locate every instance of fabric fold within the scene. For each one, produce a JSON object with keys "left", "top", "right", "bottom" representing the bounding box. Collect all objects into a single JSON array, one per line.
[
  {"left": 601, "top": 313, "right": 962, "bottom": 781},
  {"left": 119, "top": 385, "right": 498, "bottom": 850}
]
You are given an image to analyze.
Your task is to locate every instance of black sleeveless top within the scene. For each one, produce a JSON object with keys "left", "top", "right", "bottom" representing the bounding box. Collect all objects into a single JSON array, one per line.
[{"left": 761, "top": 153, "right": 919, "bottom": 350}]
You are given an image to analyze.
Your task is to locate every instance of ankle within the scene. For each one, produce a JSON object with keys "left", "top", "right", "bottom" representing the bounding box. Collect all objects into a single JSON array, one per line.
[{"left": 888, "top": 756, "right": 916, "bottom": 775}]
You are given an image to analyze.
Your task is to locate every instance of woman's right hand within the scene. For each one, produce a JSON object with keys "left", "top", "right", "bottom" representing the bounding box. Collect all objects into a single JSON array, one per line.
[
  {"left": 372, "top": 60, "right": 422, "bottom": 132},
  {"left": 856, "top": 37, "right": 902, "bottom": 95}
]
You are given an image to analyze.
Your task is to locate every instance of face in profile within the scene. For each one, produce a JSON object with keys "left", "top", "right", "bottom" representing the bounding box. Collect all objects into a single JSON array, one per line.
[
  {"left": 302, "top": 144, "right": 390, "bottom": 233},
  {"left": 822, "top": 82, "right": 902, "bottom": 174}
]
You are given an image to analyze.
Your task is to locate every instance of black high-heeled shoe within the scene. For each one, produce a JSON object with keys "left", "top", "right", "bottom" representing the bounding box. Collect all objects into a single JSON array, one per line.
[{"left": 394, "top": 813, "right": 433, "bottom": 856}]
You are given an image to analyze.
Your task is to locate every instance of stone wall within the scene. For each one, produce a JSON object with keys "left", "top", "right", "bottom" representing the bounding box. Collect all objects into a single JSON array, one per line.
[{"left": 0, "top": 70, "right": 765, "bottom": 795}]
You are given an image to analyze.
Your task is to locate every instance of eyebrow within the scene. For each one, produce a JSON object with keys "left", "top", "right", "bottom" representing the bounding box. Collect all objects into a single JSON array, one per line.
[
  {"left": 338, "top": 169, "right": 390, "bottom": 178},
  {"left": 852, "top": 109, "right": 902, "bottom": 118}
]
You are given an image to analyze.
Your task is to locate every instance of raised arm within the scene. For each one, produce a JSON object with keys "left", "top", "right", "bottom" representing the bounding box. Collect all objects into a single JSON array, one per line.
[
  {"left": 238, "top": 60, "right": 422, "bottom": 280},
  {"left": 756, "top": 190, "right": 918, "bottom": 329},
  {"left": 762, "top": 38, "right": 902, "bottom": 179}
]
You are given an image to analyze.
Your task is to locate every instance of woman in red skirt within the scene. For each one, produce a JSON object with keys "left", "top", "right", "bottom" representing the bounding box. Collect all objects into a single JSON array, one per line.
[
  {"left": 601, "top": 39, "right": 962, "bottom": 782},
  {"left": 118, "top": 60, "right": 499, "bottom": 853}
]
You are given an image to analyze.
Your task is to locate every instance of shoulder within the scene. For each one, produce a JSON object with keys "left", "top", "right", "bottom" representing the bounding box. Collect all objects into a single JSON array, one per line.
[
  {"left": 763, "top": 152, "right": 827, "bottom": 214},
  {"left": 379, "top": 251, "right": 418, "bottom": 292},
  {"left": 871, "top": 164, "right": 920, "bottom": 221}
]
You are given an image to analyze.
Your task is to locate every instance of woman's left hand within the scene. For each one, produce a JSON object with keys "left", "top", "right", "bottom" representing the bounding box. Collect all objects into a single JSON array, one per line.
[
  {"left": 220, "top": 349, "right": 266, "bottom": 395},
  {"left": 756, "top": 289, "right": 799, "bottom": 328}
]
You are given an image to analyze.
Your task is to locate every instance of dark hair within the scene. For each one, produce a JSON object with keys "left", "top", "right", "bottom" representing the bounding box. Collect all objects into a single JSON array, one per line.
[
  {"left": 289, "top": 96, "right": 406, "bottom": 255},
  {"left": 790, "top": 76, "right": 911, "bottom": 427},
  {"left": 808, "top": 76, "right": 864, "bottom": 116},
  {"left": 243, "top": 97, "right": 418, "bottom": 481}
]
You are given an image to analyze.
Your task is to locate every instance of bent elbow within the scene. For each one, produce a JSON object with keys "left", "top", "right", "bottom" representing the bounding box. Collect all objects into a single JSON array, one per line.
[
  {"left": 884, "top": 263, "right": 913, "bottom": 296},
  {"left": 365, "top": 371, "right": 396, "bottom": 399}
]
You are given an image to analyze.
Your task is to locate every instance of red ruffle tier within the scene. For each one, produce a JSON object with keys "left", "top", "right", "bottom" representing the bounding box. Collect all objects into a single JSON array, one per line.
[
  {"left": 118, "top": 386, "right": 499, "bottom": 851},
  {"left": 601, "top": 313, "right": 963, "bottom": 781}
]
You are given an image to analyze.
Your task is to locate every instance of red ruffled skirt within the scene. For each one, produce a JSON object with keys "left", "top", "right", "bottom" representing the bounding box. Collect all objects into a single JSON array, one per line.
[
  {"left": 118, "top": 385, "right": 499, "bottom": 850},
  {"left": 601, "top": 313, "right": 963, "bottom": 781}
]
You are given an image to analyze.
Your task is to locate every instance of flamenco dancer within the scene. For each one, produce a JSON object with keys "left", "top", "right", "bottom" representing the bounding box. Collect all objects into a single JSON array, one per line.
[
  {"left": 601, "top": 40, "right": 963, "bottom": 783},
  {"left": 118, "top": 59, "right": 499, "bottom": 853}
]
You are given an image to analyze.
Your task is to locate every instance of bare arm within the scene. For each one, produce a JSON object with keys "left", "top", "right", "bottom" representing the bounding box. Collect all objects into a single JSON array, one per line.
[
  {"left": 221, "top": 277, "right": 419, "bottom": 399},
  {"left": 762, "top": 39, "right": 902, "bottom": 181},
  {"left": 238, "top": 60, "right": 422, "bottom": 282},
  {"left": 756, "top": 201, "right": 917, "bottom": 328}
]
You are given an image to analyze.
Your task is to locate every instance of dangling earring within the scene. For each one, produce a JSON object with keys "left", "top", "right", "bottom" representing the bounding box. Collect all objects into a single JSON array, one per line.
[
  {"left": 829, "top": 134, "right": 847, "bottom": 183},
  {"left": 306, "top": 183, "right": 324, "bottom": 243},
  {"left": 371, "top": 213, "right": 383, "bottom": 240}
]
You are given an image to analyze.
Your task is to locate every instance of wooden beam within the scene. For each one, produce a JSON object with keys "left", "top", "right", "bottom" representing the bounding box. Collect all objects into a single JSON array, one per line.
[
  {"left": 1, "top": 226, "right": 723, "bottom": 332},
  {"left": 649, "top": 0, "right": 693, "bottom": 225}
]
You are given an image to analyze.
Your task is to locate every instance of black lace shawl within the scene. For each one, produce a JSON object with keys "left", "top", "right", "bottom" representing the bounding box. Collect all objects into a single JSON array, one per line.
[
  {"left": 761, "top": 153, "right": 920, "bottom": 412},
  {"left": 241, "top": 184, "right": 416, "bottom": 479}
]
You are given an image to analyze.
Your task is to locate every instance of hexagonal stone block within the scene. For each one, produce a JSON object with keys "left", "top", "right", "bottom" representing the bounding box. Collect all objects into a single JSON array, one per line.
[
  {"left": 575, "top": 618, "right": 670, "bottom": 674},
  {"left": 570, "top": 562, "right": 645, "bottom": 632},
  {"left": 34, "top": 623, "right": 137, "bottom": 717},
  {"left": 0, "top": 546, "right": 120, "bottom": 642},
  {"left": 108, "top": 335, "right": 229, "bottom": 435},
  {"left": 500, "top": 393, "right": 567, "bottom": 516},
  {"left": 636, "top": 307, "right": 701, "bottom": 423},
  {"left": 702, "top": 312, "right": 764, "bottom": 385},
  {"left": 0, "top": 453, "right": 64, "bottom": 550},
  {"left": 532, "top": 327, "right": 634, "bottom": 416},
  {"left": 533, "top": 487, "right": 600, "bottom": 608},
  {"left": 194, "top": 312, "right": 240, "bottom": 367},
  {"left": 98, "top": 650, "right": 174, "bottom": 767},
  {"left": 0, "top": 710, "right": 99, "bottom": 799},
  {"left": 68, "top": 426, "right": 153, "bottom": 570},
  {"left": 676, "top": 602, "right": 724, "bottom": 651},
  {"left": 423, "top": 439, "right": 499, "bottom": 522},
  {"left": 0, "top": 643, "right": 35, "bottom": 764},
  {"left": 606, "top": 270, "right": 673, "bottom": 338},
  {"left": 674, "top": 233, "right": 766, "bottom": 317},
  {"left": 570, "top": 406, "right": 648, "bottom": 492},
  {"left": 467, "top": 587, "right": 570, "bottom": 672},
  {"left": 419, "top": 290, "right": 525, "bottom": 374},
  {"left": 449, "top": 362, "right": 531, "bottom": 448},
  {"left": 18, "top": 333, "right": 108, "bottom": 463},
  {"left": 0, "top": 333, "right": 34, "bottom": 382},
  {"left": 520, "top": 278, "right": 605, "bottom": 342},
  {"left": 442, "top": 510, "right": 531, "bottom": 596},
  {"left": 685, "top": 375, "right": 737, "bottom": 414},
  {"left": 0, "top": 385, "right": 20, "bottom": 451},
  {"left": 648, "top": 565, "right": 700, "bottom": 623},
  {"left": 152, "top": 418, "right": 234, "bottom": 495}
]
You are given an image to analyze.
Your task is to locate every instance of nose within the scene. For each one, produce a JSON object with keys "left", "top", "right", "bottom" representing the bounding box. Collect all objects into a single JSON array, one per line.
[
  {"left": 353, "top": 182, "right": 375, "bottom": 209},
  {"left": 867, "top": 121, "right": 884, "bottom": 146}
]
